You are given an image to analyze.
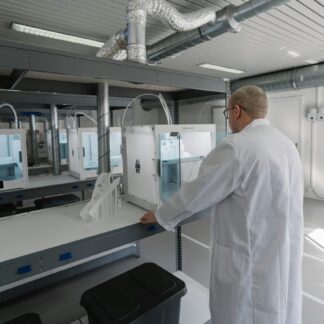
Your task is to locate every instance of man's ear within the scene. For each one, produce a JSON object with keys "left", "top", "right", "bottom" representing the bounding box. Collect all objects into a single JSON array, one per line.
[{"left": 233, "top": 104, "right": 241, "bottom": 118}]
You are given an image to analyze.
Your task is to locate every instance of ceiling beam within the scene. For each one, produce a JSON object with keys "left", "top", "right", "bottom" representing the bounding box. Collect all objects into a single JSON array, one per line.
[
  {"left": 172, "top": 89, "right": 223, "bottom": 101},
  {"left": 0, "top": 90, "right": 131, "bottom": 108},
  {"left": 9, "top": 69, "right": 28, "bottom": 90},
  {"left": 0, "top": 39, "right": 225, "bottom": 93},
  {"left": 0, "top": 75, "right": 177, "bottom": 100}
]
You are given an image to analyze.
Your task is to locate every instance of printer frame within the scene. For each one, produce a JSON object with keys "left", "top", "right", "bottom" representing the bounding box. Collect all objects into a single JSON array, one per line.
[
  {"left": 68, "top": 127, "right": 122, "bottom": 180},
  {"left": 0, "top": 129, "right": 28, "bottom": 191},
  {"left": 123, "top": 124, "right": 216, "bottom": 211}
]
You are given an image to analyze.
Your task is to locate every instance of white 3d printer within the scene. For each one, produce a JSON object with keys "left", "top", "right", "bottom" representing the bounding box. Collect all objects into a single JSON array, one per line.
[
  {"left": 46, "top": 129, "right": 68, "bottom": 165},
  {"left": 0, "top": 129, "right": 28, "bottom": 191},
  {"left": 123, "top": 124, "right": 216, "bottom": 210},
  {"left": 68, "top": 127, "right": 123, "bottom": 179}
]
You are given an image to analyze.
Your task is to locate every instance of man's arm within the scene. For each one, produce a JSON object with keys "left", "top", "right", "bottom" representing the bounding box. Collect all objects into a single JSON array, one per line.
[
  {"left": 140, "top": 140, "right": 241, "bottom": 230},
  {"left": 140, "top": 211, "right": 157, "bottom": 224}
]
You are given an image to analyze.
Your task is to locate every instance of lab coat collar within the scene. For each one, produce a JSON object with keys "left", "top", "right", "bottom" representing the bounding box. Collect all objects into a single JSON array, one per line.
[{"left": 242, "top": 118, "right": 270, "bottom": 132}]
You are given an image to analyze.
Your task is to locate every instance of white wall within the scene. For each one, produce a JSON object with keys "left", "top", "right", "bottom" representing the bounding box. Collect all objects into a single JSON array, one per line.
[
  {"left": 177, "top": 87, "right": 324, "bottom": 323},
  {"left": 267, "top": 87, "right": 324, "bottom": 201},
  {"left": 267, "top": 88, "right": 324, "bottom": 324},
  {"left": 179, "top": 99, "right": 220, "bottom": 125},
  {"left": 112, "top": 101, "right": 162, "bottom": 127}
]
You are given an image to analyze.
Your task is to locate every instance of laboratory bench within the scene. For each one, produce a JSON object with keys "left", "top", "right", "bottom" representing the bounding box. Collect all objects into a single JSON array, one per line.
[
  {"left": 0, "top": 199, "right": 163, "bottom": 303},
  {"left": 0, "top": 173, "right": 97, "bottom": 205}
]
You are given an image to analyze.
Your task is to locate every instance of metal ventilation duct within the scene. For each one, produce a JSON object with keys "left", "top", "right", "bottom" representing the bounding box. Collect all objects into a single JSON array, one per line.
[
  {"left": 96, "top": 30, "right": 128, "bottom": 60},
  {"left": 147, "top": 0, "right": 288, "bottom": 62},
  {"left": 97, "top": 0, "right": 216, "bottom": 63},
  {"left": 231, "top": 62, "right": 324, "bottom": 92}
]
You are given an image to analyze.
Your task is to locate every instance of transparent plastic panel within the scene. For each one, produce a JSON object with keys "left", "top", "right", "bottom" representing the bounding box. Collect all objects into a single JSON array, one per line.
[
  {"left": 0, "top": 134, "right": 23, "bottom": 181},
  {"left": 159, "top": 132, "right": 181, "bottom": 203},
  {"left": 59, "top": 131, "right": 68, "bottom": 160},
  {"left": 82, "top": 132, "right": 98, "bottom": 171},
  {"left": 60, "top": 143, "right": 68, "bottom": 160},
  {"left": 159, "top": 130, "right": 213, "bottom": 203},
  {"left": 179, "top": 131, "right": 212, "bottom": 184},
  {"left": 110, "top": 131, "right": 122, "bottom": 169},
  {"left": 59, "top": 131, "right": 67, "bottom": 144}
]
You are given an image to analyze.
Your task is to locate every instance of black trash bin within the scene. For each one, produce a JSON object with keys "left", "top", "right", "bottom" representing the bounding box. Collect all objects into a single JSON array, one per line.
[
  {"left": 0, "top": 203, "right": 16, "bottom": 218},
  {"left": 3, "top": 313, "right": 42, "bottom": 324},
  {"left": 80, "top": 263, "right": 187, "bottom": 324}
]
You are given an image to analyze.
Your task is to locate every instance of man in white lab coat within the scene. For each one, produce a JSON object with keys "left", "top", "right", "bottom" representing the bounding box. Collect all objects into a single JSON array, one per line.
[{"left": 140, "top": 85, "right": 304, "bottom": 324}]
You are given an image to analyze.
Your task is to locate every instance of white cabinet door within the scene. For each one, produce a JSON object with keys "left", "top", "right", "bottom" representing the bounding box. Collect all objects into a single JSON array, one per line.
[{"left": 267, "top": 96, "right": 303, "bottom": 151}]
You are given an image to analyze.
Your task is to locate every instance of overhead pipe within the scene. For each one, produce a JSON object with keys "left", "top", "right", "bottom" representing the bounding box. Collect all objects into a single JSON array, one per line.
[
  {"left": 97, "top": 0, "right": 216, "bottom": 63},
  {"left": 147, "top": 0, "right": 288, "bottom": 62},
  {"left": 231, "top": 62, "right": 324, "bottom": 92},
  {"left": 97, "top": 82, "right": 111, "bottom": 174},
  {"left": 50, "top": 104, "right": 61, "bottom": 176},
  {"left": 29, "top": 114, "right": 39, "bottom": 165}
]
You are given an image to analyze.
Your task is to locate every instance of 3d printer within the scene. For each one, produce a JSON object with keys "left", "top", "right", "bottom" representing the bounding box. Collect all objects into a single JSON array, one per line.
[
  {"left": 0, "top": 129, "right": 28, "bottom": 191},
  {"left": 68, "top": 127, "right": 123, "bottom": 179},
  {"left": 123, "top": 124, "right": 216, "bottom": 210}
]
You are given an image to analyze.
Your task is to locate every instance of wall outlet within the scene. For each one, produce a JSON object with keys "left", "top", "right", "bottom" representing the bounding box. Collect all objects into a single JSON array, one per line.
[
  {"left": 317, "top": 107, "right": 324, "bottom": 121},
  {"left": 306, "top": 108, "right": 317, "bottom": 121}
]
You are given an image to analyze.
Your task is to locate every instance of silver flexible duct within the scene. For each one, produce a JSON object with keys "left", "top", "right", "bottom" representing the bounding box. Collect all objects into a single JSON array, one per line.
[
  {"left": 97, "top": 0, "right": 216, "bottom": 63},
  {"left": 127, "top": 0, "right": 216, "bottom": 63},
  {"left": 127, "top": 0, "right": 216, "bottom": 32},
  {"left": 96, "top": 30, "right": 127, "bottom": 59}
]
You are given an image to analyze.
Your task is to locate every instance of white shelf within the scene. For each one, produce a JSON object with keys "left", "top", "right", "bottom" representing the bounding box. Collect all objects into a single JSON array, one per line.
[{"left": 0, "top": 200, "right": 146, "bottom": 263}]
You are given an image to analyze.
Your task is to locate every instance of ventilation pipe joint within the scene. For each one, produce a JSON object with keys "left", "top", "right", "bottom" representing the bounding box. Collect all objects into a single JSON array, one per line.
[
  {"left": 216, "top": 5, "right": 241, "bottom": 34},
  {"left": 199, "top": 5, "right": 241, "bottom": 41},
  {"left": 96, "top": 30, "right": 128, "bottom": 60}
]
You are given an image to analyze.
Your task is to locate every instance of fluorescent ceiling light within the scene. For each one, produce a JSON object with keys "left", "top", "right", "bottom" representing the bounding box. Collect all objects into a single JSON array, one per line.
[
  {"left": 305, "top": 59, "right": 319, "bottom": 65},
  {"left": 10, "top": 22, "right": 104, "bottom": 48},
  {"left": 287, "top": 50, "right": 300, "bottom": 58},
  {"left": 198, "top": 63, "right": 245, "bottom": 74}
]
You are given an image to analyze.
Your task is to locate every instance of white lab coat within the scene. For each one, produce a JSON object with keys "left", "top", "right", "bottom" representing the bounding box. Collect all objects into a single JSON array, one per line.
[{"left": 155, "top": 119, "right": 303, "bottom": 324}]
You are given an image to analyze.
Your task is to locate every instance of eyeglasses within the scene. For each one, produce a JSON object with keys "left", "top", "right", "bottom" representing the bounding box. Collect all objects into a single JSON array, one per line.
[
  {"left": 223, "top": 107, "right": 233, "bottom": 119},
  {"left": 223, "top": 105, "right": 248, "bottom": 119}
]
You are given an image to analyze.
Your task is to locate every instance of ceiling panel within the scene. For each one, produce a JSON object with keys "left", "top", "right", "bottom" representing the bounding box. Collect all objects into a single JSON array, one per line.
[{"left": 0, "top": 0, "right": 323, "bottom": 81}]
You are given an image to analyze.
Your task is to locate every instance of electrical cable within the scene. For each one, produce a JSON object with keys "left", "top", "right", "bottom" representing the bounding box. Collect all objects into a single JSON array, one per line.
[
  {"left": 74, "top": 111, "right": 97, "bottom": 125},
  {"left": 0, "top": 103, "right": 18, "bottom": 128},
  {"left": 121, "top": 93, "right": 172, "bottom": 127}
]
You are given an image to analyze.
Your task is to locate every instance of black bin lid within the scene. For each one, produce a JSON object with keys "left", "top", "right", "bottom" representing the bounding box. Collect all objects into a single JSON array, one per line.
[{"left": 81, "top": 263, "right": 187, "bottom": 323}]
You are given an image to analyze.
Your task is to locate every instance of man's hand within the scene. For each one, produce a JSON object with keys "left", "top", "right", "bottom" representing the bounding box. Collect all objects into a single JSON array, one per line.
[{"left": 140, "top": 211, "right": 157, "bottom": 224}]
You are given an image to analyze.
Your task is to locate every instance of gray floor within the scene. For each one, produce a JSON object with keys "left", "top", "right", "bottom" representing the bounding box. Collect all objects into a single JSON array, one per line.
[{"left": 0, "top": 231, "right": 176, "bottom": 324}]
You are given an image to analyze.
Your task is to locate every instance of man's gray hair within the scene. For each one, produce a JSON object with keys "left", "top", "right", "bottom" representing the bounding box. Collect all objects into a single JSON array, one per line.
[{"left": 231, "top": 85, "right": 268, "bottom": 118}]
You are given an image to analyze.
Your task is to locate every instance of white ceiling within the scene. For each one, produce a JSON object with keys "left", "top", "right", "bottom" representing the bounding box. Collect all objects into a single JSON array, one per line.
[{"left": 0, "top": 0, "right": 323, "bottom": 81}]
